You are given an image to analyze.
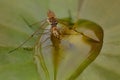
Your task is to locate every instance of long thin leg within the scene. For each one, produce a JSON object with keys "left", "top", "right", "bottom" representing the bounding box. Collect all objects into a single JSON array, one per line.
[
  {"left": 30, "top": 19, "right": 46, "bottom": 26},
  {"left": 8, "top": 20, "right": 48, "bottom": 53},
  {"left": 30, "top": 20, "right": 50, "bottom": 31}
]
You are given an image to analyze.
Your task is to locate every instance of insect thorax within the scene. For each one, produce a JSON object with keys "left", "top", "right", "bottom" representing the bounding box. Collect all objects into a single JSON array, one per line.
[{"left": 47, "top": 17, "right": 58, "bottom": 26}]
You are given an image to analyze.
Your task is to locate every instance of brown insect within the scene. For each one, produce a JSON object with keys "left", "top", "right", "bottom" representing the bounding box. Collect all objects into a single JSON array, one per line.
[
  {"left": 8, "top": 10, "right": 61, "bottom": 53},
  {"left": 47, "top": 10, "right": 61, "bottom": 39}
]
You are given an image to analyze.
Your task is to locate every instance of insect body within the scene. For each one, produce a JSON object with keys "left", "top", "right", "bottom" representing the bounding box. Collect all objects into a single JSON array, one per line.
[
  {"left": 8, "top": 10, "right": 61, "bottom": 53},
  {"left": 47, "top": 10, "right": 60, "bottom": 39}
]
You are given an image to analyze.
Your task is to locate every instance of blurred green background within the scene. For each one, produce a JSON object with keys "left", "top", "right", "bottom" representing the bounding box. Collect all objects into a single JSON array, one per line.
[{"left": 0, "top": 0, "right": 120, "bottom": 80}]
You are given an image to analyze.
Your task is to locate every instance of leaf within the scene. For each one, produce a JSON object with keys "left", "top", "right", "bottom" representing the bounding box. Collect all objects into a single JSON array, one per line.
[
  {"left": 33, "top": 18, "right": 103, "bottom": 80},
  {"left": 0, "top": 0, "right": 120, "bottom": 80}
]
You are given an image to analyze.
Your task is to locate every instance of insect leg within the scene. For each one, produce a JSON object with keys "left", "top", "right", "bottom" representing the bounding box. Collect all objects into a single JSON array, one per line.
[{"left": 8, "top": 20, "right": 48, "bottom": 53}]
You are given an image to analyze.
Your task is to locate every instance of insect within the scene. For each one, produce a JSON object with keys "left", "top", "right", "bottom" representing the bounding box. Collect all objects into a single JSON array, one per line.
[
  {"left": 8, "top": 10, "right": 66, "bottom": 53},
  {"left": 47, "top": 10, "right": 61, "bottom": 39}
]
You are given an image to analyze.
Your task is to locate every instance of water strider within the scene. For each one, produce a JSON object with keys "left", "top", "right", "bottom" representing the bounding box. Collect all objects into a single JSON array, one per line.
[{"left": 8, "top": 10, "right": 66, "bottom": 53}]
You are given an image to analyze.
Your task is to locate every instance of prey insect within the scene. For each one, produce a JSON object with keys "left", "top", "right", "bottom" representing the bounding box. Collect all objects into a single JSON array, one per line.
[{"left": 8, "top": 10, "right": 63, "bottom": 53}]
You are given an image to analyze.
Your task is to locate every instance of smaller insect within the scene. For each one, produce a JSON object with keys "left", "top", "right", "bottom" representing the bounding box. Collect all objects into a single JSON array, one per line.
[
  {"left": 8, "top": 10, "right": 61, "bottom": 53},
  {"left": 47, "top": 10, "right": 61, "bottom": 39}
]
